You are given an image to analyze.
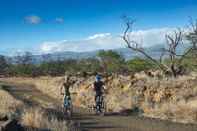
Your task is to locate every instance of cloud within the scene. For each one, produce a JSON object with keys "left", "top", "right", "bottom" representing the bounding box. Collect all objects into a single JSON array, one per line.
[
  {"left": 86, "top": 33, "right": 111, "bottom": 40},
  {"left": 39, "top": 28, "right": 175, "bottom": 54},
  {"left": 55, "top": 17, "right": 64, "bottom": 23},
  {"left": 24, "top": 15, "right": 42, "bottom": 24},
  {"left": 127, "top": 28, "right": 175, "bottom": 47},
  {"left": 41, "top": 40, "right": 68, "bottom": 53},
  {"left": 40, "top": 33, "right": 123, "bottom": 54}
]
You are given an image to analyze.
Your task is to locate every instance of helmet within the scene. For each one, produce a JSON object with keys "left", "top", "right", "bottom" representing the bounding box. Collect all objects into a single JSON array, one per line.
[{"left": 95, "top": 74, "right": 101, "bottom": 81}]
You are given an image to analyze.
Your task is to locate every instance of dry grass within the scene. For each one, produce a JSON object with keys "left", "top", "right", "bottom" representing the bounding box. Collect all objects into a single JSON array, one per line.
[
  {"left": 21, "top": 107, "right": 69, "bottom": 131},
  {"left": 1, "top": 72, "right": 197, "bottom": 124},
  {"left": 0, "top": 86, "right": 23, "bottom": 118},
  {"left": 0, "top": 84, "right": 72, "bottom": 131},
  {"left": 136, "top": 73, "right": 197, "bottom": 123},
  {"left": 143, "top": 102, "right": 197, "bottom": 123},
  {"left": 0, "top": 76, "right": 63, "bottom": 101}
]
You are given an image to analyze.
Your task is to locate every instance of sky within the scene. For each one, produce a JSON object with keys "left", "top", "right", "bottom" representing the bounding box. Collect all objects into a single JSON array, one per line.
[{"left": 0, "top": 0, "right": 197, "bottom": 55}]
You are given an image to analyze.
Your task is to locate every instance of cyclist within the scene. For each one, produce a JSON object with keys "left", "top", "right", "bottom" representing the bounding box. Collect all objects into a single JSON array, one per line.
[
  {"left": 60, "top": 75, "right": 73, "bottom": 115},
  {"left": 93, "top": 74, "right": 106, "bottom": 113}
]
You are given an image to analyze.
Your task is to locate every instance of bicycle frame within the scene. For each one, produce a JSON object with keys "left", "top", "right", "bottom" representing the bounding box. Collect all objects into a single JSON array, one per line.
[
  {"left": 95, "top": 94, "right": 105, "bottom": 114},
  {"left": 62, "top": 95, "right": 72, "bottom": 118}
]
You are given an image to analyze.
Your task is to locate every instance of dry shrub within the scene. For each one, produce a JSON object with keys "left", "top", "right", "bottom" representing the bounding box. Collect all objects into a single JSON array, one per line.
[
  {"left": 21, "top": 108, "right": 68, "bottom": 131},
  {"left": 0, "top": 77, "right": 63, "bottom": 101},
  {"left": 144, "top": 102, "right": 197, "bottom": 124},
  {"left": 0, "top": 87, "right": 23, "bottom": 118},
  {"left": 21, "top": 108, "right": 44, "bottom": 128},
  {"left": 2, "top": 72, "right": 197, "bottom": 123}
]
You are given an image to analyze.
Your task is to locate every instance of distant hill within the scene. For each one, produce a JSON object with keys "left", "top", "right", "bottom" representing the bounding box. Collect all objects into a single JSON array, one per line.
[{"left": 7, "top": 44, "right": 188, "bottom": 64}]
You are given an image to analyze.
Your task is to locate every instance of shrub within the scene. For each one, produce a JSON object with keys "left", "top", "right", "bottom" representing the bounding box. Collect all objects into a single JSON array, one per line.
[{"left": 126, "top": 57, "right": 155, "bottom": 72}]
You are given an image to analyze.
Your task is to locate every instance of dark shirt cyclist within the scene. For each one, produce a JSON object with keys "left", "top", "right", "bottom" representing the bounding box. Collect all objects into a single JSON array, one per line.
[
  {"left": 93, "top": 74, "right": 106, "bottom": 102},
  {"left": 60, "top": 75, "right": 73, "bottom": 107}
]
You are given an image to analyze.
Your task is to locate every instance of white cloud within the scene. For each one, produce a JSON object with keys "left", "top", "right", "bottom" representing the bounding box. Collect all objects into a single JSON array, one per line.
[
  {"left": 86, "top": 33, "right": 111, "bottom": 40},
  {"left": 39, "top": 28, "right": 176, "bottom": 54},
  {"left": 40, "top": 33, "right": 123, "bottom": 54},
  {"left": 55, "top": 17, "right": 64, "bottom": 23},
  {"left": 127, "top": 28, "right": 175, "bottom": 47},
  {"left": 25, "top": 15, "right": 41, "bottom": 24},
  {"left": 41, "top": 40, "right": 67, "bottom": 53}
]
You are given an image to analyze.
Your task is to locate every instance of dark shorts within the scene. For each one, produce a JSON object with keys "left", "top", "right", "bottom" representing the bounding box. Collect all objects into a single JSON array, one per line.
[
  {"left": 95, "top": 92, "right": 102, "bottom": 101},
  {"left": 64, "top": 95, "right": 71, "bottom": 108}
]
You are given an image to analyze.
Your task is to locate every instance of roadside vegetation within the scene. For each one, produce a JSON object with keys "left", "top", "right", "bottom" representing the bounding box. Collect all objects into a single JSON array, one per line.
[
  {"left": 21, "top": 108, "right": 69, "bottom": 131},
  {"left": 0, "top": 86, "right": 23, "bottom": 119},
  {"left": 0, "top": 50, "right": 157, "bottom": 77},
  {"left": 0, "top": 84, "right": 75, "bottom": 131},
  {"left": 2, "top": 71, "right": 197, "bottom": 124}
]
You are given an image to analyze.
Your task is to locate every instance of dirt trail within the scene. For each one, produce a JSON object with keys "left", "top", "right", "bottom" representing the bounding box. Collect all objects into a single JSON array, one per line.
[
  {"left": 1, "top": 82, "right": 197, "bottom": 131},
  {"left": 1, "top": 82, "right": 59, "bottom": 107}
]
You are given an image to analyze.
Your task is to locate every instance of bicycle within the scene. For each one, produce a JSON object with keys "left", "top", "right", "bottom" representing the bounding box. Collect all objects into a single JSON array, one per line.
[
  {"left": 94, "top": 94, "right": 106, "bottom": 115},
  {"left": 61, "top": 93, "right": 72, "bottom": 118}
]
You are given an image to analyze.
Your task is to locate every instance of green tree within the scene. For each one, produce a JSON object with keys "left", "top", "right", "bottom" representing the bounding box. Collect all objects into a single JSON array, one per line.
[
  {"left": 97, "top": 50, "right": 125, "bottom": 73},
  {"left": 40, "top": 60, "right": 65, "bottom": 76},
  {"left": 78, "top": 58, "right": 102, "bottom": 73},
  {"left": 12, "top": 52, "right": 35, "bottom": 76},
  {"left": 0, "top": 55, "right": 9, "bottom": 75},
  {"left": 126, "top": 57, "right": 155, "bottom": 72}
]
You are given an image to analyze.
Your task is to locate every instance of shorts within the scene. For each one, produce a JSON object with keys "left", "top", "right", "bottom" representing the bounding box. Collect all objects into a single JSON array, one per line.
[{"left": 64, "top": 95, "right": 71, "bottom": 108}]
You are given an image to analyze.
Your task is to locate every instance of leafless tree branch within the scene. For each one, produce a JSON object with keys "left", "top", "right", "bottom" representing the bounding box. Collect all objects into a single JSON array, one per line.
[{"left": 122, "top": 16, "right": 168, "bottom": 71}]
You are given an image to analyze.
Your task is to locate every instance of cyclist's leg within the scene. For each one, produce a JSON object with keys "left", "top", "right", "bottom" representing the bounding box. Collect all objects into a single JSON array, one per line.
[
  {"left": 64, "top": 95, "right": 69, "bottom": 108},
  {"left": 97, "top": 94, "right": 102, "bottom": 113},
  {"left": 63, "top": 96, "right": 67, "bottom": 115},
  {"left": 95, "top": 95, "right": 97, "bottom": 104},
  {"left": 68, "top": 96, "right": 72, "bottom": 109},
  {"left": 64, "top": 96, "right": 72, "bottom": 117},
  {"left": 100, "top": 94, "right": 104, "bottom": 108},
  {"left": 67, "top": 97, "right": 72, "bottom": 117},
  {"left": 95, "top": 94, "right": 100, "bottom": 113},
  {"left": 95, "top": 93, "right": 99, "bottom": 105}
]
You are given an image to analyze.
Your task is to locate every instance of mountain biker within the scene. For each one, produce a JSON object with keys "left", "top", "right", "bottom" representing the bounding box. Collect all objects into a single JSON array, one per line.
[
  {"left": 60, "top": 75, "right": 72, "bottom": 109},
  {"left": 93, "top": 74, "right": 106, "bottom": 112}
]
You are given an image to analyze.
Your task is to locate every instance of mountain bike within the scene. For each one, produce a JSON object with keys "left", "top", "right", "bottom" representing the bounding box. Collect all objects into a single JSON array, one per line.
[
  {"left": 61, "top": 94, "right": 72, "bottom": 118},
  {"left": 94, "top": 94, "right": 106, "bottom": 115}
]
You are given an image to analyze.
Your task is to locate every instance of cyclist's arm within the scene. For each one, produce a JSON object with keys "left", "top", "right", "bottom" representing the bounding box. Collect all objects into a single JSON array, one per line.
[
  {"left": 103, "top": 85, "right": 106, "bottom": 90},
  {"left": 92, "top": 83, "right": 95, "bottom": 90},
  {"left": 102, "top": 83, "right": 107, "bottom": 93},
  {"left": 60, "top": 84, "right": 64, "bottom": 95}
]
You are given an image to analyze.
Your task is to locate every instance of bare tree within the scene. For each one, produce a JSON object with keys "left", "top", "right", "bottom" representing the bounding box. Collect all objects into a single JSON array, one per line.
[
  {"left": 122, "top": 16, "right": 168, "bottom": 72},
  {"left": 185, "top": 18, "right": 197, "bottom": 68},
  {"left": 122, "top": 16, "right": 196, "bottom": 77},
  {"left": 163, "top": 29, "right": 185, "bottom": 77},
  {"left": 186, "top": 18, "right": 197, "bottom": 56}
]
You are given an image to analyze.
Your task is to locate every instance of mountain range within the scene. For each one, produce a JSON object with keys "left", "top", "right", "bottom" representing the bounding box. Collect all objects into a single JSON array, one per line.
[
  {"left": 32, "top": 44, "right": 187, "bottom": 63},
  {"left": 6, "top": 44, "right": 188, "bottom": 64}
]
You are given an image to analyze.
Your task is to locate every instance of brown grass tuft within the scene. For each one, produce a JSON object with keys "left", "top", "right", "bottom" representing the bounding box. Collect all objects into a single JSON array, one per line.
[
  {"left": 2, "top": 72, "right": 197, "bottom": 124},
  {"left": 0, "top": 87, "right": 23, "bottom": 118},
  {"left": 21, "top": 107, "right": 69, "bottom": 131},
  {"left": 21, "top": 108, "right": 44, "bottom": 128}
]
